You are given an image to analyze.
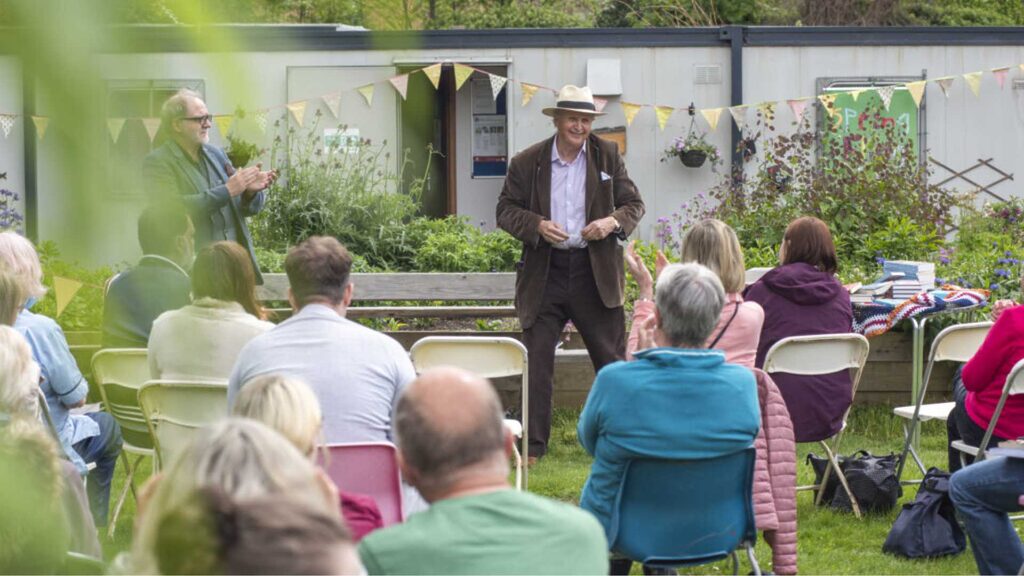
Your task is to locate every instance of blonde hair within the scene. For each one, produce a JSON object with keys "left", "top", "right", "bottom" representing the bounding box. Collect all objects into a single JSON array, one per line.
[
  {"left": 0, "top": 231, "right": 45, "bottom": 300},
  {"left": 0, "top": 269, "right": 26, "bottom": 326},
  {"left": 0, "top": 326, "right": 40, "bottom": 417},
  {"left": 131, "top": 418, "right": 334, "bottom": 574},
  {"left": 232, "top": 374, "right": 323, "bottom": 457},
  {"left": 680, "top": 219, "right": 747, "bottom": 294}
]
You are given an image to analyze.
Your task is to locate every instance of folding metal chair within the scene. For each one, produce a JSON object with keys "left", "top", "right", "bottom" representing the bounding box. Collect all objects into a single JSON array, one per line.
[
  {"left": 320, "top": 442, "right": 404, "bottom": 526},
  {"left": 951, "top": 357, "right": 1024, "bottom": 465},
  {"left": 409, "top": 336, "right": 529, "bottom": 489},
  {"left": 893, "top": 321, "right": 991, "bottom": 483},
  {"left": 763, "top": 333, "right": 870, "bottom": 518},
  {"left": 610, "top": 447, "right": 760, "bottom": 575},
  {"left": 90, "top": 348, "right": 152, "bottom": 537},
  {"left": 138, "top": 380, "right": 228, "bottom": 471}
]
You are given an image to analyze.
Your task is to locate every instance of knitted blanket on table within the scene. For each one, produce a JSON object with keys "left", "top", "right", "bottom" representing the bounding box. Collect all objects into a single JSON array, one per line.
[{"left": 852, "top": 287, "right": 989, "bottom": 338}]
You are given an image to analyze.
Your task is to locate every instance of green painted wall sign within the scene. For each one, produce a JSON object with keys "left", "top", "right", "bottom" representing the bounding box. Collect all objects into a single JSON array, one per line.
[{"left": 825, "top": 87, "right": 920, "bottom": 156}]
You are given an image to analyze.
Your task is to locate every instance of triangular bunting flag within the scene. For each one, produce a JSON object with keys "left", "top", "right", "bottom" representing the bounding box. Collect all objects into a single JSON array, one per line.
[
  {"left": 214, "top": 114, "right": 233, "bottom": 136},
  {"left": 905, "top": 81, "right": 926, "bottom": 108},
  {"left": 654, "top": 106, "right": 674, "bottom": 131},
  {"left": 993, "top": 67, "right": 1009, "bottom": 90},
  {"left": 728, "top": 105, "right": 748, "bottom": 131},
  {"left": 322, "top": 93, "right": 341, "bottom": 118},
  {"left": 594, "top": 97, "right": 608, "bottom": 113},
  {"left": 936, "top": 77, "right": 955, "bottom": 98},
  {"left": 787, "top": 99, "right": 810, "bottom": 122},
  {"left": 620, "top": 102, "right": 642, "bottom": 127},
  {"left": 389, "top": 75, "right": 410, "bottom": 100},
  {"left": 817, "top": 93, "right": 838, "bottom": 117},
  {"left": 521, "top": 83, "right": 540, "bottom": 107},
  {"left": 53, "top": 276, "right": 82, "bottom": 317},
  {"left": 253, "top": 110, "right": 268, "bottom": 133},
  {"left": 0, "top": 114, "right": 14, "bottom": 138},
  {"left": 1019, "top": 64, "right": 1024, "bottom": 73},
  {"left": 357, "top": 84, "right": 375, "bottom": 107},
  {"left": 422, "top": 64, "right": 442, "bottom": 90},
  {"left": 849, "top": 88, "right": 868, "bottom": 102},
  {"left": 453, "top": 64, "right": 474, "bottom": 91},
  {"left": 286, "top": 101, "right": 308, "bottom": 126},
  {"left": 757, "top": 101, "right": 776, "bottom": 115},
  {"left": 142, "top": 118, "right": 161, "bottom": 142},
  {"left": 700, "top": 108, "right": 723, "bottom": 131},
  {"left": 106, "top": 118, "right": 126, "bottom": 143},
  {"left": 876, "top": 85, "right": 895, "bottom": 110},
  {"left": 963, "top": 72, "right": 982, "bottom": 97},
  {"left": 32, "top": 116, "right": 48, "bottom": 140},
  {"left": 489, "top": 74, "right": 507, "bottom": 100}
]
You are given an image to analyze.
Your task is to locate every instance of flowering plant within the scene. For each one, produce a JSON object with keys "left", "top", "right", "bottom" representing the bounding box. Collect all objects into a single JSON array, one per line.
[
  {"left": 660, "top": 132, "right": 722, "bottom": 171},
  {"left": 0, "top": 172, "right": 24, "bottom": 232}
]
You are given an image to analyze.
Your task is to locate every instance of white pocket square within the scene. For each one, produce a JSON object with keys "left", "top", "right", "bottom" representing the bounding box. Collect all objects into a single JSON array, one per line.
[{"left": 600, "top": 171, "right": 612, "bottom": 182}]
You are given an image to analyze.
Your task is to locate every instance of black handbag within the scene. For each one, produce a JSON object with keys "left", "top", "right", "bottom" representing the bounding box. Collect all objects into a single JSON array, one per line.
[
  {"left": 807, "top": 450, "right": 902, "bottom": 513},
  {"left": 883, "top": 467, "right": 966, "bottom": 558}
]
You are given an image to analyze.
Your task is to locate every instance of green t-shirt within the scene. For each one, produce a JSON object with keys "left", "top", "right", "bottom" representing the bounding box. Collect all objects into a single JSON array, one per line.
[{"left": 358, "top": 489, "right": 608, "bottom": 575}]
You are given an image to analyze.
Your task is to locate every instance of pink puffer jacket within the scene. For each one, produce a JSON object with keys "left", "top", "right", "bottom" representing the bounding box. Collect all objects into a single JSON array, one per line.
[{"left": 752, "top": 368, "right": 798, "bottom": 575}]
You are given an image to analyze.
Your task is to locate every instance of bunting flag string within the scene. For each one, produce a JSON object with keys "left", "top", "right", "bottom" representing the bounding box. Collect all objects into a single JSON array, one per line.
[
  {"left": 700, "top": 107, "right": 723, "bottom": 131},
  {"left": 357, "top": 84, "right": 375, "bottom": 107},
  {"left": 787, "top": 98, "right": 810, "bottom": 122},
  {"left": 53, "top": 276, "right": 82, "bottom": 317},
  {"left": 876, "top": 85, "right": 895, "bottom": 110},
  {"left": 32, "top": 116, "right": 48, "bottom": 141},
  {"left": 0, "top": 114, "right": 14, "bottom": 138},
  {"left": 654, "top": 106, "right": 674, "bottom": 131},
  {"left": 142, "top": 117, "right": 161, "bottom": 142},
  {"left": 963, "top": 72, "right": 982, "bottom": 97},
  {"left": 253, "top": 110, "right": 268, "bottom": 133},
  {"left": 453, "top": 64, "right": 474, "bottom": 91},
  {"left": 322, "top": 93, "right": 342, "bottom": 119},
  {"left": 106, "top": 118, "right": 126, "bottom": 143},
  {"left": 489, "top": 73, "right": 507, "bottom": 100},
  {"left": 286, "top": 101, "right": 308, "bottom": 126},
  {"left": 905, "top": 81, "right": 926, "bottom": 108},
  {"left": 389, "top": 75, "right": 410, "bottom": 100},
  {"left": 422, "top": 64, "right": 442, "bottom": 90},
  {"left": 992, "top": 67, "right": 1009, "bottom": 90},
  {"left": 520, "top": 83, "right": 540, "bottom": 107},
  {"left": 936, "top": 77, "right": 955, "bottom": 98},
  {"left": 729, "top": 105, "right": 748, "bottom": 131},
  {"left": 214, "top": 114, "right": 234, "bottom": 137},
  {"left": 620, "top": 102, "right": 642, "bottom": 127}
]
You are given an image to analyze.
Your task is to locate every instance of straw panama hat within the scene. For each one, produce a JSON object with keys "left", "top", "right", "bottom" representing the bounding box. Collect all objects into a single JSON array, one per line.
[{"left": 542, "top": 85, "right": 605, "bottom": 117}]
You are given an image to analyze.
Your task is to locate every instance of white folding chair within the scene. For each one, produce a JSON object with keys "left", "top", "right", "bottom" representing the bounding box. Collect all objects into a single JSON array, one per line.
[
  {"left": 893, "top": 322, "right": 991, "bottom": 483},
  {"left": 763, "top": 333, "right": 870, "bottom": 518},
  {"left": 90, "top": 348, "right": 152, "bottom": 537},
  {"left": 951, "top": 358, "right": 1024, "bottom": 465},
  {"left": 409, "top": 336, "right": 529, "bottom": 490},
  {"left": 138, "top": 380, "right": 228, "bottom": 471},
  {"left": 745, "top": 267, "right": 772, "bottom": 286}
]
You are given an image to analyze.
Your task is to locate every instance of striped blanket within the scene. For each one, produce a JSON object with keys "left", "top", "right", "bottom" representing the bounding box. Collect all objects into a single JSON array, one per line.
[{"left": 852, "top": 287, "right": 989, "bottom": 338}]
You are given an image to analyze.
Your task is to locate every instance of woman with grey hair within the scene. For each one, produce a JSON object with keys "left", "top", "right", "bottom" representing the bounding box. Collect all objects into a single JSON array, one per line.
[{"left": 577, "top": 263, "right": 761, "bottom": 573}]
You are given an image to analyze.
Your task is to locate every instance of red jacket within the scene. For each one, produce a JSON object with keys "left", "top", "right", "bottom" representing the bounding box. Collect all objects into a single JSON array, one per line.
[{"left": 962, "top": 305, "right": 1024, "bottom": 439}]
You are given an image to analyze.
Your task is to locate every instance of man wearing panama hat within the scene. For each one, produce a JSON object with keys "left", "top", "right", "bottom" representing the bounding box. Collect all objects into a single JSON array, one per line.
[{"left": 497, "top": 84, "right": 645, "bottom": 461}]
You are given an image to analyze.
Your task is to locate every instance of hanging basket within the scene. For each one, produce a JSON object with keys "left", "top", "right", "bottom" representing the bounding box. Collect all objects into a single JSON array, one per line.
[{"left": 679, "top": 149, "right": 707, "bottom": 168}]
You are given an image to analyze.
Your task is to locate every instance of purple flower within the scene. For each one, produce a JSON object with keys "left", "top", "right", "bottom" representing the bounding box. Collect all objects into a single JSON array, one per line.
[
  {"left": 1006, "top": 250, "right": 1014, "bottom": 257},
  {"left": 996, "top": 268, "right": 1011, "bottom": 278},
  {"left": 940, "top": 256, "right": 950, "bottom": 265},
  {"left": 991, "top": 283, "right": 1000, "bottom": 291},
  {"left": 875, "top": 256, "right": 886, "bottom": 265}
]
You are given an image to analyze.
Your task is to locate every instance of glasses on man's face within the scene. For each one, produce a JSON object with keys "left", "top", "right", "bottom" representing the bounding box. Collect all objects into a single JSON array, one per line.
[{"left": 181, "top": 114, "right": 212, "bottom": 125}]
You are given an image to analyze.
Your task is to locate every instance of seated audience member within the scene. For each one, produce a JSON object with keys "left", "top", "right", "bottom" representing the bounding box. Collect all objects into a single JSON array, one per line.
[
  {"left": 228, "top": 236, "right": 416, "bottom": 444},
  {"left": 358, "top": 367, "right": 608, "bottom": 575},
  {"left": 0, "top": 269, "right": 25, "bottom": 326},
  {"left": 148, "top": 241, "right": 273, "bottom": 380},
  {"left": 156, "top": 487, "right": 363, "bottom": 576},
  {"left": 128, "top": 418, "right": 341, "bottom": 573},
  {"left": 745, "top": 216, "right": 853, "bottom": 443},
  {"left": 0, "top": 231, "right": 123, "bottom": 527},
  {"left": 232, "top": 373, "right": 384, "bottom": 540},
  {"left": 626, "top": 218, "right": 763, "bottom": 367},
  {"left": 0, "top": 326, "right": 101, "bottom": 557},
  {"left": 102, "top": 203, "right": 193, "bottom": 348},
  {"left": 949, "top": 456, "right": 1024, "bottom": 575},
  {"left": 578, "top": 263, "right": 760, "bottom": 572}
]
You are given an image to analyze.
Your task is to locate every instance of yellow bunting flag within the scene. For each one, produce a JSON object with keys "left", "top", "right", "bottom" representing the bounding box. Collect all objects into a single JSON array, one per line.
[
  {"left": 322, "top": 93, "right": 341, "bottom": 118},
  {"left": 389, "top": 74, "right": 410, "bottom": 100},
  {"left": 817, "top": 93, "right": 838, "bottom": 117},
  {"left": 286, "top": 101, "right": 308, "bottom": 126},
  {"left": 992, "top": 67, "right": 1009, "bottom": 90},
  {"left": 422, "top": 64, "right": 442, "bottom": 89},
  {"left": 728, "top": 105, "right": 748, "bottom": 131},
  {"left": 963, "top": 72, "right": 982, "bottom": 97},
  {"left": 0, "top": 114, "right": 14, "bottom": 139},
  {"left": 936, "top": 77, "right": 955, "bottom": 98},
  {"left": 620, "top": 102, "right": 642, "bottom": 127},
  {"left": 489, "top": 74, "right": 508, "bottom": 100},
  {"left": 214, "top": 114, "right": 233, "bottom": 136},
  {"left": 787, "top": 98, "right": 810, "bottom": 122},
  {"left": 53, "top": 276, "right": 82, "bottom": 317},
  {"left": 106, "top": 118, "right": 126, "bottom": 143},
  {"left": 32, "top": 116, "right": 48, "bottom": 140},
  {"left": 654, "top": 106, "right": 674, "bottom": 131},
  {"left": 357, "top": 84, "right": 375, "bottom": 107},
  {"left": 905, "top": 81, "right": 926, "bottom": 107},
  {"left": 520, "top": 83, "right": 540, "bottom": 107},
  {"left": 142, "top": 117, "right": 161, "bottom": 142},
  {"left": 849, "top": 88, "right": 868, "bottom": 102},
  {"left": 757, "top": 101, "right": 776, "bottom": 116},
  {"left": 700, "top": 108, "right": 723, "bottom": 131},
  {"left": 453, "top": 64, "right": 474, "bottom": 91}
]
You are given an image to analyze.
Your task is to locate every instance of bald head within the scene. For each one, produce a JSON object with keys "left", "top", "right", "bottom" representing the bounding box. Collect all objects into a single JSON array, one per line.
[{"left": 393, "top": 367, "right": 508, "bottom": 496}]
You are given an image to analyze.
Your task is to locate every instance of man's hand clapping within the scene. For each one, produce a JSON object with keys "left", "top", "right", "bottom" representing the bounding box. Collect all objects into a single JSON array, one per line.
[{"left": 538, "top": 220, "right": 570, "bottom": 245}]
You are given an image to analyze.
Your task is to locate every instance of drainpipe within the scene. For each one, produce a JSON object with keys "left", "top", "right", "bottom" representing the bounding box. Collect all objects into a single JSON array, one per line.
[
  {"left": 22, "top": 64, "right": 37, "bottom": 241},
  {"left": 720, "top": 25, "right": 744, "bottom": 169}
]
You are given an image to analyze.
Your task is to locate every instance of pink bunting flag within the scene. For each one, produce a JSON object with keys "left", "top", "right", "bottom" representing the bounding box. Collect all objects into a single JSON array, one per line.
[
  {"left": 936, "top": 77, "right": 955, "bottom": 99},
  {"left": 594, "top": 97, "right": 608, "bottom": 113},
  {"left": 787, "top": 98, "right": 810, "bottom": 122},
  {"left": 389, "top": 74, "right": 410, "bottom": 100},
  {"left": 993, "top": 67, "right": 1010, "bottom": 90}
]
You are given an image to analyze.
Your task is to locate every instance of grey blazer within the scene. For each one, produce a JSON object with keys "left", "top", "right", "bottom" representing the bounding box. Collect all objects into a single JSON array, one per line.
[{"left": 143, "top": 141, "right": 266, "bottom": 283}]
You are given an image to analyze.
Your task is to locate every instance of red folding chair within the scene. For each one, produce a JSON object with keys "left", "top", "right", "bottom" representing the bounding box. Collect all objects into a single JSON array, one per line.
[{"left": 319, "top": 442, "right": 404, "bottom": 526}]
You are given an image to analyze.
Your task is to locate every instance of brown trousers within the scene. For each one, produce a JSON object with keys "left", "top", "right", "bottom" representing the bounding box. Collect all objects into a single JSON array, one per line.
[{"left": 523, "top": 248, "right": 625, "bottom": 457}]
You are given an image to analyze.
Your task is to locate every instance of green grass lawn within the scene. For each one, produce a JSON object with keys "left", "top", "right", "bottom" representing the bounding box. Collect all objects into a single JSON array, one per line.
[{"left": 102, "top": 405, "right": 1016, "bottom": 574}]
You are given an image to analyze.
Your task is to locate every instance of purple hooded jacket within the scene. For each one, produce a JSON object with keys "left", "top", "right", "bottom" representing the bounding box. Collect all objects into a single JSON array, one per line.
[{"left": 744, "top": 262, "right": 854, "bottom": 443}]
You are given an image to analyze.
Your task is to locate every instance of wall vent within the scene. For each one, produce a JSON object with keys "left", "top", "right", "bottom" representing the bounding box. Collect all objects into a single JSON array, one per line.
[{"left": 694, "top": 65, "right": 722, "bottom": 85}]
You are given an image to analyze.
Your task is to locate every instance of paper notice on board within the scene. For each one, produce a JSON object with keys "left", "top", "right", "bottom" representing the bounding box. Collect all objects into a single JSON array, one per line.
[
  {"left": 472, "top": 77, "right": 497, "bottom": 114},
  {"left": 473, "top": 115, "right": 506, "bottom": 157}
]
